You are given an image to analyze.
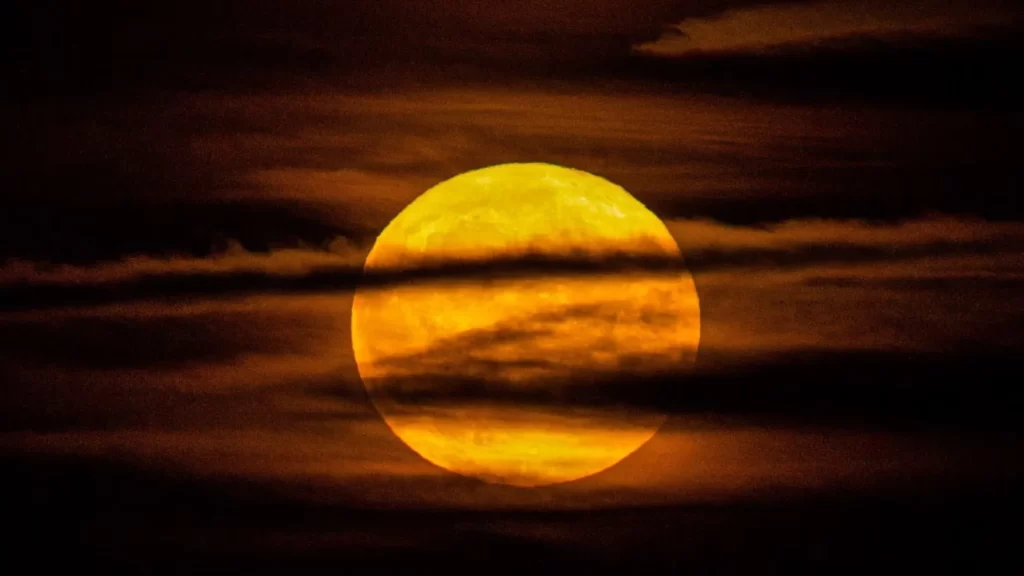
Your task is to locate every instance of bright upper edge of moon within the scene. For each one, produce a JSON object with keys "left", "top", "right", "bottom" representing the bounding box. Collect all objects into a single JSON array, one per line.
[{"left": 351, "top": 163, "right": 700, "bottom": 487}]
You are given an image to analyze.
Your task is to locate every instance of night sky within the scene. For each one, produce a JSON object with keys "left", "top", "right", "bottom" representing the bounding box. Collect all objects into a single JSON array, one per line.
[{"left": 4, "top": 1, "right": 1023, "bottom": 573}]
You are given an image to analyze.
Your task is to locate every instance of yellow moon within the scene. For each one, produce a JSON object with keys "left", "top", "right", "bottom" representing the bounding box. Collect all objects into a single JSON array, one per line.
[{"left": 351, "top": 163, "right": 699, "bottom": 486}]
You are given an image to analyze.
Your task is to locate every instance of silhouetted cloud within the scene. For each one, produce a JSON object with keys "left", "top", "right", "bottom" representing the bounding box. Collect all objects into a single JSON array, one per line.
[
  {"left": 1, "top": 215, "right": 1018, "bottom": 310},
  {"left": 357, "top": 347, "right": 1022, "bottom": 431}
]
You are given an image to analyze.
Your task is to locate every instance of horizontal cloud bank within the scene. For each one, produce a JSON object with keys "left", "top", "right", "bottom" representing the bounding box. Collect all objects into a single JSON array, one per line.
[
  {"left": 3, "top": 215, "right": 1020, "bottom": 506},
  {"left": 3, "top": 215, "right": 1019, "bottom": 286}
]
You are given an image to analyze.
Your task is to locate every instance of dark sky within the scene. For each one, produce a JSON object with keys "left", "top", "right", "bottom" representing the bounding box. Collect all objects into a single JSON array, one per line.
[{"left": 3, "top": 1, "right": 1023, "bottom": 572}]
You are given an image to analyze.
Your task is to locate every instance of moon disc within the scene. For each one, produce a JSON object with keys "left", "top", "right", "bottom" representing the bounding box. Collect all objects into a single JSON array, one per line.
[{"left": 351, "top": 163, "right": 699, "bottom": 486}]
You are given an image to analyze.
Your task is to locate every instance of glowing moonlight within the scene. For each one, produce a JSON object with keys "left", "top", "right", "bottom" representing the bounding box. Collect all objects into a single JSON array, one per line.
[{"left": 351, "top": 163, "right": 699, "bottom": 486}]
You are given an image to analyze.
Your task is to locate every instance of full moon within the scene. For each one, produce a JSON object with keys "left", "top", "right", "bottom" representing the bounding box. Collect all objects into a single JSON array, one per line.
[{"left": 351, "top": 163, "right": 699, "bottom": 486}]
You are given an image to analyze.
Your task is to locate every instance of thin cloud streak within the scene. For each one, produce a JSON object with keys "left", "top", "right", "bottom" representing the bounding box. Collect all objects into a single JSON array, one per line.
[
  {"left": 0, "top": 216, "right": 1019, "bottom": 311},
  {"left": 4, "top": 216, "right": 1020, "bottom": 285},
  {"left": 634, "top": 0, "right": 1020, "bottom": 56}
]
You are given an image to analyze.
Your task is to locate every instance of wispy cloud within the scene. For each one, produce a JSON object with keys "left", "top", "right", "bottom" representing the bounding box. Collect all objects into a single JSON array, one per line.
[
  {"left": 0, "top": 238, "right": 368, "bottom": 286},
  {"left": 668, "top": 215, "right": 1023, "bottom": 253},
  {"left": 634, "top": 0, "right": 1018, "bottom": 56},
  {"left": 2, "top": 215, "right": 1017, "bottom": 288}
]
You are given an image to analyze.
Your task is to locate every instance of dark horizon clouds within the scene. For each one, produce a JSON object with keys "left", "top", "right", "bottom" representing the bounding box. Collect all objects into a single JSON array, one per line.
[{"left": 3, "top": 445, "right": 1017, "bottom": 573}]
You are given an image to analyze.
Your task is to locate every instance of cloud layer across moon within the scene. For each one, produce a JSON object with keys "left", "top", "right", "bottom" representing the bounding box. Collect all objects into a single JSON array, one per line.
[{"left": 351, "top": 163, "right": 700, "bottom": 486}]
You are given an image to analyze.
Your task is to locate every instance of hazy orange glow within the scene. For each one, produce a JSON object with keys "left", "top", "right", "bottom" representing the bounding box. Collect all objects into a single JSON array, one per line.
[{"left": 351, "top": 163, "right": 700, "bottom": 486}]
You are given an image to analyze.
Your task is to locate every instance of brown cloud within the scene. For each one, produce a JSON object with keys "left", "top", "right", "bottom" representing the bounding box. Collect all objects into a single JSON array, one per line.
[
  {"left": 3, "top": 215, "right": 1017, "bottom": 287},
  {"left": 0, "top": 238, "right": 368, "bottom": 285},
  {"left": 4, "top": 418, "right": 1008, "bottom": 509},
  {"left": 668, "top": 214, "right": 1024, "bottom": 254},
  {"left": 634, "top": 0, "right": 1019, "bottom": 56}
]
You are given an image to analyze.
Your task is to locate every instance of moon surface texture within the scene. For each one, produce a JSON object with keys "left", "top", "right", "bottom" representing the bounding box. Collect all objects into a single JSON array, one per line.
[{"left": 351, "top": 163, "right": 700, "bottom": 486}]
